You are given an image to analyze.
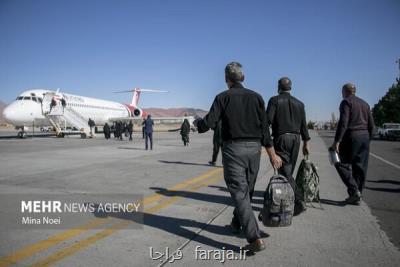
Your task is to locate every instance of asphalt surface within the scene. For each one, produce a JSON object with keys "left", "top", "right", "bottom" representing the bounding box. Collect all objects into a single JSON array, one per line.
[
  {"left": 318, "top": 130, "right": 400, "bottom": 249},
  {"left": 0, "top": 130, "right": 399, "bottom": 266}
]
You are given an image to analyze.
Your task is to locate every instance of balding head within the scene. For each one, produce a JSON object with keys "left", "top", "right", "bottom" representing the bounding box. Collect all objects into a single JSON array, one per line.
[
  {"left": 278, "top": 77, "right": 292, "bottom": 92},
  {"left": 342, "top": 83, "right": 356, "bottom": 98}
]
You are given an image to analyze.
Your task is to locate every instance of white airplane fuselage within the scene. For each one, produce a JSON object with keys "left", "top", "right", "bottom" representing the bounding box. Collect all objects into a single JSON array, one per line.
[{"left": 3, "top": 89, "right": 136, "bottom": 128}]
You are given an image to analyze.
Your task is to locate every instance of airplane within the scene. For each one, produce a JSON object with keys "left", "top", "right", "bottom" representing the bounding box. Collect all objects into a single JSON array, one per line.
[{"left": 2, "top": 88, "right": 183, "bottom": 138}]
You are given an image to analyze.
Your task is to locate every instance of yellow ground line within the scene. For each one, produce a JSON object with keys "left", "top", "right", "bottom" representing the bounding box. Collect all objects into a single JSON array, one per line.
[
  {"left": 0, "top": 168, "right": 222, "bottom": 267},
  {"left": 30, "top": 172, "right": 224, "bottom": 267}
]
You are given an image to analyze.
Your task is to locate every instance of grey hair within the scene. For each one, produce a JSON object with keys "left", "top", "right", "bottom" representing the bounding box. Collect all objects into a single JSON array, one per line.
[{"left": 225, "top": 62, "right": 244, "bottom": 83}]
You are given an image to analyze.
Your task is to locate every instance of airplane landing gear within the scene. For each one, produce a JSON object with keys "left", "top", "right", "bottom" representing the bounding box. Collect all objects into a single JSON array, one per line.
[{"left": 17, "top": 131, "right": 27, "bottom": 139}]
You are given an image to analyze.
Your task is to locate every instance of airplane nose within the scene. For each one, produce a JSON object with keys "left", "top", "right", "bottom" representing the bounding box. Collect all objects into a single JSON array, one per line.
[{"left": 3, "top": 105, "right": 16, "bottom": 122}]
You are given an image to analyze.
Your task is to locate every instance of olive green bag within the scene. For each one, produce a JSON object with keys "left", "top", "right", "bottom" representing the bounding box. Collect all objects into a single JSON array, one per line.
[{"left": 295, "top": 156, "right": 321, "bottom": 206}]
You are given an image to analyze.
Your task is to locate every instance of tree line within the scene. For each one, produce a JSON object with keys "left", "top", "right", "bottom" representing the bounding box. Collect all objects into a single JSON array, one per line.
[{"left": 372, "top": 83, "right": 400, "bottom": 126}]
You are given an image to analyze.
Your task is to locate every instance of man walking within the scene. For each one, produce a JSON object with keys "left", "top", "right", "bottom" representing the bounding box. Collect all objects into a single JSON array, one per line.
[
  {"left": 143, "top": 114, "right": 154, "bottom": 150},
  {"left": 195, "top": 62, "right": 281, "bottom": 254},
  {"left": 266, "top": 77, "right": 310, "bottom": 215},
  {"left": 128, "top": 121, "right": 134, "bottom": 141},
  {"left": 331, "top": 83, "right": 374, "bottom": 205}
]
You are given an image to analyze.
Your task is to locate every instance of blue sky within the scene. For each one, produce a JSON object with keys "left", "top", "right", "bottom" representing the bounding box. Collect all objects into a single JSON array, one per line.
[{"left": 0, "top": 0, "right": 399, "bottom": 121}]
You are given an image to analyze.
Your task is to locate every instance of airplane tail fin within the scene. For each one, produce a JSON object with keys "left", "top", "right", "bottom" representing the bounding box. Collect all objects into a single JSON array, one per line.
[{"left": 114, "top": 88, "right": 168, "bottom": 107}]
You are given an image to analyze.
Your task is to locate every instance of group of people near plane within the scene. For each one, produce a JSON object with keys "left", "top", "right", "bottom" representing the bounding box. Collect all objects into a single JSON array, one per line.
[
  {"left": 193, "top": 62, "right": 374, "bottom": 255},
  {"left": 102, "top": 120, "right": 134, "bottom": 141}
]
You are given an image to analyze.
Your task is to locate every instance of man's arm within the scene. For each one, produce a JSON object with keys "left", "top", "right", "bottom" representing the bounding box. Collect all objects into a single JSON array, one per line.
[
  {"left": 196, "top": 96, "right": 221, "bottom": 133},
  {"left": 300, "top": 103, "right": 311, "bottom": 155},
  {"left": 264, "top": 97, "right": 282, "bottom": 169},
  {"left": 332, "top": 100, "right": 350, "bottom": 152},
  {"left": 367, "top": 109, "right": 375, "bottom": 139}
]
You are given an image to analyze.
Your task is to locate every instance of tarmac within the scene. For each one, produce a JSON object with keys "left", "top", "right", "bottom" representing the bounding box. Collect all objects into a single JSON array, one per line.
[{"left": 0, "top": 130, "right": 399, "bottom": 267}]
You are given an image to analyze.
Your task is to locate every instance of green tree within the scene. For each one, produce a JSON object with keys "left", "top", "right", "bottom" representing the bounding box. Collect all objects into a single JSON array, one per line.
[{"left": 372, "top": 84, "right": 400, "bottom": 126}]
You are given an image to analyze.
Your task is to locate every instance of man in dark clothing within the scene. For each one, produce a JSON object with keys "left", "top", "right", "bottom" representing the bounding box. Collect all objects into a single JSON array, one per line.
[
  {"left": 195, "top": 62, "right": 282, "bottom": 254},
  {"left": 142, "top": 119, "right": 146, "bottom": 139},
  {"left": 103, "top": 123, "right": 110, "bottom": 139},
  {"left": 88, "top": 118, "right": 96, "bottom": 137},
  {"left": 115, "top": 121, "right": 121, "bottom": 139},
  {"left": 143, "top": 115, "right": 154, "bottom": 150},
  {"left": 209, "top": 121, "right": 222, "bottom": 166},
  {"left": 331, "top": 83, "right": 374, "bottom": 205},
  {"left": 266, "top": 77, "right": 310, "bottom": 215},
  {"left": 128, "top": 121, "right": 134, "bottom": 141},
  {"left": 180, "top": 119, "right": 190, "bottom": 146}
]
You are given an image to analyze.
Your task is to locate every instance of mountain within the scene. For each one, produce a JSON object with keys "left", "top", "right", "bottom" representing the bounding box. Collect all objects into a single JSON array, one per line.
[{"left": 143, "top": 108, "right": 207, "bottom": 117}]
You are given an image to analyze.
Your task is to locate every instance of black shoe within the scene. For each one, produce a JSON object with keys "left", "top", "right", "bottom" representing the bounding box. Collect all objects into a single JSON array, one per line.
[
  {"left": 345, "top": 192, "right": 361, "bottom": 205},
  {"left": 208, "top": 161, "right": 216, "bottom": 166},
  {"left": 243, "top": 239, "right": 266, "bottom": 255},
  {"left": 294, "top": 202, "right": 307, "bottom": 216}
]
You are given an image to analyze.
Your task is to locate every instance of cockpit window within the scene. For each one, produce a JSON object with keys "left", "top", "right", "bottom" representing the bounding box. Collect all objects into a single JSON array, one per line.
[
  {"left": 17, "top": 96, "right": 23, "bottom": 100},
  {"left": 32, "top": 97, "right": 37, "bottom": 102},
  {"left": 38, "top": 97, "right": 43, "bottom": 103},
  {"left": 23, "top": 96, "right": 31, "bottom": 100}
]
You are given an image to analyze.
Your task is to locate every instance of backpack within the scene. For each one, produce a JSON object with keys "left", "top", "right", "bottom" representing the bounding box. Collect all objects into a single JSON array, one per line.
[
  {"left": 259, "top": 173, "right": 295, "bottom": 227},
  {"left": 295, "top": 156, "right": 320, "bottom": 205}
]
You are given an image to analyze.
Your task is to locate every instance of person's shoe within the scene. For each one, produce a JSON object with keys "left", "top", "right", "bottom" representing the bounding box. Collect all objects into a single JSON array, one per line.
[
  {"left": 294, "top": 201, "right": 307, "bottom": 216},
  {"left": 243, "top": 239, "right": 266, "bottom": 255},
  {"left": 230, "top": 219, "right": 241, "bottom": 234},
  {"left": 344, "top": 191, "right": 361, "bottom": 205},
  {"left": 208, "top": 161, "right": 216, "bottom": 166}
]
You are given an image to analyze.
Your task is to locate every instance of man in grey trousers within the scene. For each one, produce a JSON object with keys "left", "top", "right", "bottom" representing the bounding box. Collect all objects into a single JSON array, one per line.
[{"left": 195, "top": 62, "right": 282, "bottom": 254}]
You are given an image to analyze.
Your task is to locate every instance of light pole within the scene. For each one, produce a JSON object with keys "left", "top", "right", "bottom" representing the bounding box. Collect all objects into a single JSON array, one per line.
[{"left": 396, "top": 58, "right": 400, "bottom": 85}]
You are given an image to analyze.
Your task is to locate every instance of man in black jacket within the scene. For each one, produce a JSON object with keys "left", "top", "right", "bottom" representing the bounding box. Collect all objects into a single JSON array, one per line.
[
  {"left": 332, "top": 83, "right": 374, "bottom": 205},
  {"left": 195, "top": 62, "right": 282, "bottom": 254},
  {"left": 266, "top": 77, "right": 310, "bottom": 215}
]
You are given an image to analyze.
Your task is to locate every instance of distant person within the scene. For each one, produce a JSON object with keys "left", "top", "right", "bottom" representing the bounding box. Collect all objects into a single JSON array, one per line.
[
  {"left": 143, "top": 115, "right": 154, "bottom": 150},
  {"left": 118, "top": 121, "right": 124, "bottom": 140},
  {"left": 128, "top": 121, "right": 134, "bottom": 141},
  {"left": 142, "top": 119, "right": 146, "bottom": 139},
  {"left": 115, "top": 121, "right": 121, "bottom": 139},
  {"left": 180, "top": 119, "right": 190, "bottom": 146},
  {"left": 61, "top": 98, "right": 66, "bottom": 113},
  {"left": 331, "top": 83, "right": 374, "bottom": 205},
  {"left": 88, "top": 118, "right": 96, "bottom": 137},
  {"left": 194, "top": 62, "right": 282, "bottom": 254},
  {"left": 266, "top": 77, "right": 310, "bottom": 216},
  {"left": 208, "top": 121, "right": 222, "bottom": 166},
  {"left": 50, "top": 98, "right": 57, "bottom": 113},
  {"left": 103, "top": 123, "right": 111, "bottom": 139}
]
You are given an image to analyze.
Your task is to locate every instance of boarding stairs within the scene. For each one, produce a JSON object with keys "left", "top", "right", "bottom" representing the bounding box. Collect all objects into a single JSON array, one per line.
[{"left": 41, "top": 92, "right": 91, "bottom": 138}]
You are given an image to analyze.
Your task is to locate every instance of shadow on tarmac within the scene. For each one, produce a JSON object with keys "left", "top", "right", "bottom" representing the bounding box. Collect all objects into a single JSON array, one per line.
[
  {"left": 365, "top": 179, "right": 400, "bottom": 193},
  {"left": 158, "top": 160, "right": 222, "bottom": 167},
  {"left": 319, "top": 198, "right": 346, "bottom": 207},
  {"left": 92, "top": 207, "right": 241, "bottom": 252},
  {"left": 118, "top": 147, "right": 146, "bottom": 150}
]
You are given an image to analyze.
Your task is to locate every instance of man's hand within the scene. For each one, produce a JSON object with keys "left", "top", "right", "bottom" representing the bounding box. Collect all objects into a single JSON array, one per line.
[
  {"left": 331, "top": 142, "right": 340, "bottom": 153},
  {"left": 270, "top": 154, "right": 282, "bottom": 170},
  {"left": 302, "top": 141, "right": 310, "bottom": 156},
  {"left": 266, "top": 147, "right": 282, "bottom": 169}
]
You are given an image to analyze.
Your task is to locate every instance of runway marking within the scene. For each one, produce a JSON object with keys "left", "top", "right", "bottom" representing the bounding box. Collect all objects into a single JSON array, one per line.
[
  {"left": 370, "top": 152, "right": 400, "bottom": 170},
  {"left": 29, "top": 172, "right": 224, "bottom": 267},
  {"left": 0, "top": 168, "right": 222, "bottom": 267}
]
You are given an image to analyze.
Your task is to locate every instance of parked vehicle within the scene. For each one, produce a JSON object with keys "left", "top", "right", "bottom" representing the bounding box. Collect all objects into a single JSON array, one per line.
[{"left": 377, "top": 123, "right": 400, "bottom": 140}]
